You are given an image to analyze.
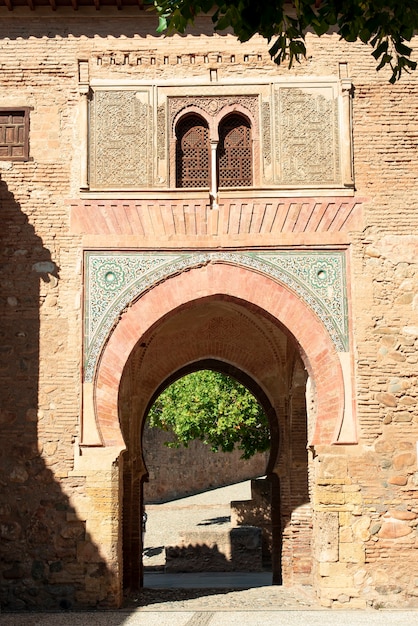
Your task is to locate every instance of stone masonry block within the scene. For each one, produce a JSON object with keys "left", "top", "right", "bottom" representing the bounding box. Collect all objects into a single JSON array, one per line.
[
  {"left": 313, "top": 512, "right": 339, "bottom": 562},
  {"left": 318, "top": 562, "right": 352, "bottom": 580},
  {"left": 339, "top": 542, "right": 365, "bottom": 564},
  {"left": 314, "top": 490, "right": 345, "bottom": 505}
]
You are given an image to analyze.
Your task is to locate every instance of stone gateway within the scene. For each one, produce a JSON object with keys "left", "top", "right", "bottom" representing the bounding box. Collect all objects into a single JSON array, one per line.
[{"left": 0, "top": 3, "right": 417, "bottom": 611}]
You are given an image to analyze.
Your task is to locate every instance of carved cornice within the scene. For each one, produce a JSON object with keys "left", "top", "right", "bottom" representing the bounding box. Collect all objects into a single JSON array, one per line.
[{"left": 70, "top": 197, "right": 364, "bottom": 236}]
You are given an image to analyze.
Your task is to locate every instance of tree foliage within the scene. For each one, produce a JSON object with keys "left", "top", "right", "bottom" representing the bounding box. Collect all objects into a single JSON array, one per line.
[
  {"left": 147, "top": 370, "right": 270, "bottom": 460},
  {"left": 152, "top": 0, "right": 418, "bottom": 82}
]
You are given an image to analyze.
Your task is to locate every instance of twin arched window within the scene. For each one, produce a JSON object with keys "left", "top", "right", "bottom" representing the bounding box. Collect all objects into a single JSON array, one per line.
[{"left": 176, "top": 112, "right": 252, "bottom": 189}]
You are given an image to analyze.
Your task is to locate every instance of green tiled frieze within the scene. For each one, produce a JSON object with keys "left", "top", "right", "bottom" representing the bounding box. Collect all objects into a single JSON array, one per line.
[{"left": 84, "top": 250, "right": 348, "bottom": 381}]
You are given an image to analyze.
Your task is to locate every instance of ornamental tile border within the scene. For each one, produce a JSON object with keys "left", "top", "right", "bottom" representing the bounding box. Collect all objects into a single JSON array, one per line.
[{"left": 84, "top": 251, "right": 348, "bottom": 382}]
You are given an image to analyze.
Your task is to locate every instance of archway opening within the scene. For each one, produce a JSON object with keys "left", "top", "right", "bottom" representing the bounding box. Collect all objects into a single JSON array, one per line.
[
  {"left": 142, "top": 366, "right": 274, "bottom": 580},
  {"left": 117, "top": 295, "right": 313, "bottom": 592},
  {"left": 175, "top": 113, "right": 210, "bottom": 188}
]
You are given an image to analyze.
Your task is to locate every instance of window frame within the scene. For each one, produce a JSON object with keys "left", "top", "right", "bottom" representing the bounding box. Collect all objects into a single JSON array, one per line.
[
  {"left": 217, "top": 112, "right": 253, "bottom": 189},
  {"left": 0, "top": 107, "right": 32, "bottom": 162},
  {"left": 175, "top": 113, "right": 211, "bottom": 189},
  {"left": 173, "top": 106, "right": 257, "bottom": 193}
]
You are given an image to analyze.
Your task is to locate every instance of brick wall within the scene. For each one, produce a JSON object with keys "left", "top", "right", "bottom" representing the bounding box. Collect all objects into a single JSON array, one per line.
[{"left": 0, "top": 10, "right": 417, "bottom": 609}]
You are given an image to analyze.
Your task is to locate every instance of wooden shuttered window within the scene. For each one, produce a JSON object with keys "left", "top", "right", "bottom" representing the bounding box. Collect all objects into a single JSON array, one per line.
[{"left": 0, "top": 108, "right": 31, "bottom": 161}]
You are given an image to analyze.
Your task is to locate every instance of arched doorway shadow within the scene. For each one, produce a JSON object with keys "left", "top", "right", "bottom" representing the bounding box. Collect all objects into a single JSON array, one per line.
[{"left": 117, "top": 294, "right": 313, "bottom": 591}]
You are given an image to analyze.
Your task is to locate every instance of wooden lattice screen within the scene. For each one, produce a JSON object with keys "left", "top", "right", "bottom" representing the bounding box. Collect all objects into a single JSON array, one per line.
[
  {"left": 218, "top": 114, "right": 252, "bottom": 187},
  {"left": 176, "top": 115, "right": 210, "bottom": 188}
]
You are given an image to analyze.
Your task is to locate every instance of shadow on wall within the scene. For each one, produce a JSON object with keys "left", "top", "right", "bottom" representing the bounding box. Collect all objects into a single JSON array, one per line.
[
  {"left": 231, "top": 500, "right": 272, "bottom": 564},
  {"left": 0, "top": 176, "right": 119, "bottom": 612},
  {"left": 165, "top": 526, "right": 263, "bottom": 573}
]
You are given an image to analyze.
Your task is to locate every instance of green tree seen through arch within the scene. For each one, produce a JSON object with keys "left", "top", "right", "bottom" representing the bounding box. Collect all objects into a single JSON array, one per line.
[{"left": 148, "top": 370, "right": 270, "bottom": 460}]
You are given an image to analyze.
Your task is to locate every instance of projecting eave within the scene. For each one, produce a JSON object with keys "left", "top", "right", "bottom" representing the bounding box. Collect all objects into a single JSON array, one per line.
[{"left": 0, "top": 0, "right": 150, "bottom": 10}]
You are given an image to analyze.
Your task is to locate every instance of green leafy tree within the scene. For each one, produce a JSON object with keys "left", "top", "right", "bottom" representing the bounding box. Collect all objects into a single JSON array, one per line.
[
  {"left": 147, "top": 370, "right": 270, "bottom": 460},
  {"left": 152, "top": 0, "right": 418, "bottom": 82}
]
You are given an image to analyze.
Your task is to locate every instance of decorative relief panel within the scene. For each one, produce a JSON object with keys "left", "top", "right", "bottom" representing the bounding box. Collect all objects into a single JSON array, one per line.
[
  {"left": 157, "top": 103, "right": 166, "bottom": 161},
  {"left": 274, "top": 87, "right": 341, "bottom": 185},
  {"left": 84, "top": 250, "right": 348, "bottom": 381},
  {"left": 261, "top": 101, "right": 272, "bottom": 183},
  {"left": 168, "top": 95, "right": 259, "bottom": 133},
  {"left": 86, "top": 83, "right": 349, "bottom": 190},
  {"left": 89, "top": 89, "right": 152, "bottom": 189},
  {"left": 262, "top": 101, "right": 272, "bottom": 166}
]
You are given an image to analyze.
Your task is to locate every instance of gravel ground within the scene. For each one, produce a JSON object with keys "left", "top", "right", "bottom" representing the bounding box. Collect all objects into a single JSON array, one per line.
[
  {"left": 3, "top": 607, "right": 418, "bottom": 626},
  {"left": 126, "top": 584, "right": 318, "bottom": 611}
]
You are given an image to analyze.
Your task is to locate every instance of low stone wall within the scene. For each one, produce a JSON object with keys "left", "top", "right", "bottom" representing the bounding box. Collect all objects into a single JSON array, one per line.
[
  {"left": 143, "top": 424, "right": 269, "bottom": 503},
  {"left": 231, "top": 477, "right": 273, "bottom": 562},
  {"left": 165, "top": 526, "right": 263, "bottom": 572}
]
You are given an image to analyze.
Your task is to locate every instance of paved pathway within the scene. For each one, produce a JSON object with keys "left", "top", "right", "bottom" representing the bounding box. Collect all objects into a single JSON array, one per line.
[
  {"left": 127, "top": 580, "right": 318, "bottom": 611},
  {"left": 2, "top": 607, "right": 418, "bottom": 625}
]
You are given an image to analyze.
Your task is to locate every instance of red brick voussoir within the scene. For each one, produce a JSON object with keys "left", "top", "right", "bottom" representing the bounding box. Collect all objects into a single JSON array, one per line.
[{"left": 94, "top": 262, "right": 345, "bottom": 448}]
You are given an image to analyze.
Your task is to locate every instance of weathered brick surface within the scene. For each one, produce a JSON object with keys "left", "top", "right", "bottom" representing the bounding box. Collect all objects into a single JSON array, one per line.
[{"left": 0, "top": 9, "right": 417, "bottom": 610}]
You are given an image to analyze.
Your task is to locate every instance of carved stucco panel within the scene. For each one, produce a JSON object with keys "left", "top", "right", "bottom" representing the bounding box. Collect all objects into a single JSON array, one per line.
[
  {"left": 83, "top": 250, "right": 348, "bottom": 382},
  {"left": 87, "top": 84, "right": 347, "bottom": 189},
  {"left": 261, "top": 100, "right": 273, "bottom": 183},
  {"left": 157, "top": 102, "right": 167, "bottom": 184},
  {"left": 157, "top": 102, "right": 166, "bottom": 161},
  {"left": 168, "top": 95, "right": 260, "bottom": 133},
  {"left": 274, "top": 86, "right": 341, "bottom": 185},
  {"left": 89, "top": 89, "right": 153, "bottom": 189}
]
